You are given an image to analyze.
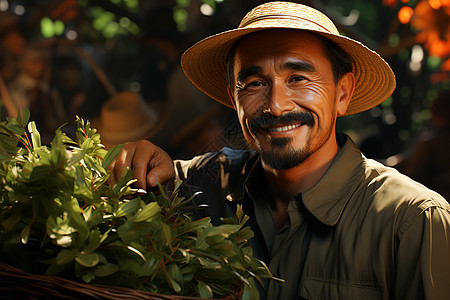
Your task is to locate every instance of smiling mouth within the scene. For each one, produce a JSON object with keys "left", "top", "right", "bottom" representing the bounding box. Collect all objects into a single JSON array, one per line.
[{"left": 265, "top": 123, "right": 303, "bottom": 133}]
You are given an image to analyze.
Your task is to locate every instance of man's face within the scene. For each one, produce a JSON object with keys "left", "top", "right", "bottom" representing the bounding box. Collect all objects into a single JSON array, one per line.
[{"left": 228, "top": 30, "right": 350, "bottom": 170}]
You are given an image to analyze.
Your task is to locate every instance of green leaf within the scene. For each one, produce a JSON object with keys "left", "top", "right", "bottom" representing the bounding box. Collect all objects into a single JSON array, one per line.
[
  {"left": 75, "top": 252, "right": 100, "bottom": 267},
  {"left": 195, "top": 224, "right": 242, "bottom": 247},
  {"left": 68, "top": 210, "right": 89, "bottom": 238},
  {"left": 161, "top": 222, "right": 172, "bottom": 247},
  {"left": 50, "top": 131, "right": 68, "bottom": 168},
  {"left": 133, "top": 202, "right": 161, "bottom": 222},
  {"left": 168, "top": 264, "right": 183, "bottom": 292},
  {"left": 0, "top": 132, "right": 19, "bottom": 154},
  {"left": 198, "top": 281, "right": 213, "bottom": 299},
  {"left": 20, "top": 225, "right": 31, "bottom": 244},
  {"left": 56, "top": 249, "right": 79, "bottom": 265},
  {"left": 112, "top": 168, "right": 133, "bottom": 194},
  {"left": 115, "top": 198, "right": 140, "bottom": 218},
  {"left": 82, "top": 272, "right": 95, "bottom": 283},
  {"left": 67, "top": 147, "right": 87, "bottom": 166},
  {"left": 14, "top": 108, "right": 23, "bottom": 126},
  {"left": 165, "top": 267, "right": 182, "bottom": 293},
  {"left": 21, "top": 109, "right": 30, "bottom": 126},
  {"left": 27, "top": 121, "right": 41, "bottom": 148},
  {"left": 93, "top": 262, "right": 119, "bottom": 277},
  {"left": 83, "top": 229, "right": 101, "bottom": 254},
  {"left": 102, "top": 143, "right": 124, "bottom": 168},
  {"left": 5, "top": 122, "right": 24, "bottom": 135}
]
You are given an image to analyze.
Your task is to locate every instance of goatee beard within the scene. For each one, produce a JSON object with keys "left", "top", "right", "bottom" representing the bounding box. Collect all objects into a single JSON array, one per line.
[
  {"left": 260, "top": 141, "right": 312, "bottom": 170},
  {"left": 249, "top": 111, "right": 315, "bottom": 170}
]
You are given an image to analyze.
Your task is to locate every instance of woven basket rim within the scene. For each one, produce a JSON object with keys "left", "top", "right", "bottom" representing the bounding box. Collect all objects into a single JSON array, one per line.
[{"left": 0, "top": 261, "right": 236, "bottom": 300}]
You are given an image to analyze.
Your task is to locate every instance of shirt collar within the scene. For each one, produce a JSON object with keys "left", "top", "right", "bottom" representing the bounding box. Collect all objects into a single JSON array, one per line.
[
  {"left": 240, "top": 134, "right": 365, "bottom": 227},
  {"left": 302, "top": 134, "right": 365, "bottom": 226}
]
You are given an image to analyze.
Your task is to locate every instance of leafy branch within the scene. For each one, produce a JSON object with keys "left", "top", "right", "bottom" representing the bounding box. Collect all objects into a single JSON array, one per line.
[{"left": 0, "top": 110, "right": 283, "bottom": 299}]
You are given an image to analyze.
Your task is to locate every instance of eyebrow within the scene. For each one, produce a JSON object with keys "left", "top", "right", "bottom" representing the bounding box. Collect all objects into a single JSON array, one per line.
[
  {"left": 236, "top": 60, "right": 316, "bottom": 84},
  {"left": 282, "top": 60, "right": 316, "bottom": 73},
  {"left": 237, "top": 65, "right": 263, "bottom": 84}
]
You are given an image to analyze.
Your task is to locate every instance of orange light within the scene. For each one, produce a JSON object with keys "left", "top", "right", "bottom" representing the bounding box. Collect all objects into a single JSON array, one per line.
[
  {"left": 398, "top": 6, "right": 414, "bottom": 24},
  {"left": 428, "top": 39, "right": 450, "bottom": 57},
  {"left": 383, "top": 0, "right": 397, "bottom": 8},
  {"left": 441, "top": 58, "right": 450, "bottom": 71},
  {"left": 400, "top": 0, "right": 410, "bottom": 3},
  {"left": 428, "top": 0, "right": 442, "bottom": 9}
]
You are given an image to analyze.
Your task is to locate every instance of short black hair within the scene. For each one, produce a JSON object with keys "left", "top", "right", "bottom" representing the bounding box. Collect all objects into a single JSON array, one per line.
[
  {"left": 321, "top": 36, "right": 353, "bottom": 84},
  {"left": 226, "top": 31, "right": 353, "bottom": 88}
]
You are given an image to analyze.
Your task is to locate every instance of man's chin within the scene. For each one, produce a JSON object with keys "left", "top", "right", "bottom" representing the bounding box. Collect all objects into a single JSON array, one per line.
[{"left": 260, "top": 147, "right": 309, "bottom": 170}]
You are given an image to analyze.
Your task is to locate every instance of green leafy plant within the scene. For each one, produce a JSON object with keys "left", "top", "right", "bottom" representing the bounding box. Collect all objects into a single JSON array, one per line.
[{"left": 0, "top": 111, "right": 283, "bottom": 299}]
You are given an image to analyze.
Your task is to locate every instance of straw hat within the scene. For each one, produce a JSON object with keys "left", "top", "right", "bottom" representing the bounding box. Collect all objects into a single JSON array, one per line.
[
  {"left": 92, "top": 91, "right": 170, "bottom": 148},
  {"left": 181, "top": 1, "right": 396, "bottom": 116}
]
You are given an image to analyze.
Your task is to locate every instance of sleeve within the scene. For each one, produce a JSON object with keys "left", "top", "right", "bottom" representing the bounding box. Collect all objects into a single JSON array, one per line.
[
  {"left": 394, "top": 203, "right": 450, "bottom": 300},
  {"left": 172, "top": 150, "right": 238, "bottom": 225}
]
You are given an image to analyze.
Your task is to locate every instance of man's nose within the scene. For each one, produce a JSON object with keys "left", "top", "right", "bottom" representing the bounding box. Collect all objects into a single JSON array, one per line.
[{"left": 264, "top": 82, "right": 295, "bottom": 116}]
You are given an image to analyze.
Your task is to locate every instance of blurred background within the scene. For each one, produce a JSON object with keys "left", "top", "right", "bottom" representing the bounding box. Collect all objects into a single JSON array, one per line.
[{"left": 0, "top": 0, "right": 449, "bottom": 197}]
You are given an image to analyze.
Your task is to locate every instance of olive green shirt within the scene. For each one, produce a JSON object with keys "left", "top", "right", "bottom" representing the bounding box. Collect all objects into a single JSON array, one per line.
[{"left": 174, "top": 134, "right": 450, "bottom": 299}]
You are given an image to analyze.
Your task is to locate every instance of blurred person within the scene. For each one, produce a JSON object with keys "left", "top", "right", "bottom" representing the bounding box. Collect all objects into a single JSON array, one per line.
[
  {"left": 0, "top": 29, "right": 27, "bottom": 83},
  {"left": 52, "top": 53, "right": 87, "bottom": 121},
  {"left": 403, "top": 90, "right": 450, "bottom": 201},
  {"left": 7, "top": 45, "right": 65, "bottom": 144}
]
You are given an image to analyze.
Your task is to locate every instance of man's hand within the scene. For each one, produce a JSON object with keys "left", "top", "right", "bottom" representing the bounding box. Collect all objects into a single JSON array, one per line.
[{"left": 108, "top": 140, "right": 175, "bottom": 190}]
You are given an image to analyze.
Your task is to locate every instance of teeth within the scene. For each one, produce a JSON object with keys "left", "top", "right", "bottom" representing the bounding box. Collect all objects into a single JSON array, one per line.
[{"left": 267, "top": 123, "right": 301, "bottom": 132}]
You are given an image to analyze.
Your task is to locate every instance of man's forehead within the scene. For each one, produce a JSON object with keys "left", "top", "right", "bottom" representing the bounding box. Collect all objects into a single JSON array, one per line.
[{"left": 233, "top": 29, "right": 327, "bottom": 66}]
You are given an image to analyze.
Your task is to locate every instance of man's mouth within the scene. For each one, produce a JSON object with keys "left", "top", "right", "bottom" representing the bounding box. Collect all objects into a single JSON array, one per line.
[
  {"left": 265, "top": 123, "right": 303, "bottom": 132},
  {"left": 249, "top": 111, "right": 314, "bottom": 135}
]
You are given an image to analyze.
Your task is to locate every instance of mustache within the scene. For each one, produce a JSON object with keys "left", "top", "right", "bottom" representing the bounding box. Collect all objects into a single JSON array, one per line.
[{"left": 249, "top": 111, "right": 315, "bottom": 132}]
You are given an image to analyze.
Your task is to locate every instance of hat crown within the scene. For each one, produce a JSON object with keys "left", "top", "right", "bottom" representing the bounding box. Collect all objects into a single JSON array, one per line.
[{"left": 239, "top": 1, "right": 339, "bottom": 35}]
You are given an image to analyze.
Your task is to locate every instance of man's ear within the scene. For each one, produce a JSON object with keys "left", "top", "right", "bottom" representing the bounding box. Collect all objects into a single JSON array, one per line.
[
  {"left": 227, "top": 86, "right": 237, "bottom": 110},
  {"left": 336, "top": 72, "right": 355, "bottom": 117}
]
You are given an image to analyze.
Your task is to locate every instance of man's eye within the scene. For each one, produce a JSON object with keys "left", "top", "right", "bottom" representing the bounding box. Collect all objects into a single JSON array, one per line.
[
  {"left": 248, "top": 81, "right": 265, "bottom": 88},
  {"left": 290, "top": 76, "right": 306, "bottom": 82}
]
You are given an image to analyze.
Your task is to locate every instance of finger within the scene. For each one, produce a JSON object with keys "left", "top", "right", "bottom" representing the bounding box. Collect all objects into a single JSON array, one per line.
[
  {"left": 129, "top": 141, "right": 174, "bottom": 189},
  {"left": 130, "top": 142, "right": 153, "bottom": 190},
  {"left": 107, "top": 160, "right": 116, "bottom": 186},
  {"left": 109, "top": 142, "right": 136, "bottom": 187},
  {"left": 145, "top": 146, "right": 175, "bottom": 187}
]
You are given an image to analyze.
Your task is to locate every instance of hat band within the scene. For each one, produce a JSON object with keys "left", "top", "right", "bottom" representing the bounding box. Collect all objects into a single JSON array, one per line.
[{"left": 239, "top": 13, "right": 332, "bottom": 33}]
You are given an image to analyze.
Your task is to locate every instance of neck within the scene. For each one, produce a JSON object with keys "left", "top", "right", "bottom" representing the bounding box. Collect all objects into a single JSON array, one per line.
[{"left": 263, "top": 139, "right": 340, "bottom": 202}]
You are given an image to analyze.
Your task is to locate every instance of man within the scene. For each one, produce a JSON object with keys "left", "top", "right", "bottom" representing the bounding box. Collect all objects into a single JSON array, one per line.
[{"left": 110, "top": 2, "right": 450, "bottom": 299}]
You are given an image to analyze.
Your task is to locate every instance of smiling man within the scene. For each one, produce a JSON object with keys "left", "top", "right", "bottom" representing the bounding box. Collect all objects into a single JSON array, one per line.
[{"left": 110, "top": 2, "right": 450, "bottom": 299}]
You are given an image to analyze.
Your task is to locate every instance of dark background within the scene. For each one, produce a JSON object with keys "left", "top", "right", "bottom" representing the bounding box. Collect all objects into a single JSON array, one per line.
[{"left": 0, "top": 0, "right": 449, "bottom": 162}]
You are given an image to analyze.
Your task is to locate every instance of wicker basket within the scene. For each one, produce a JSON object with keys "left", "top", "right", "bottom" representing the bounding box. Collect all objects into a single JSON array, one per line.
[{"left": 0, "top": 262, "right": 236, "bottom": 300}]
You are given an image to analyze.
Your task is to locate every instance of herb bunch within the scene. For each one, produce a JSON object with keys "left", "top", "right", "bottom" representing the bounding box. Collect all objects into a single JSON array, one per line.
[{"left": 0, "top": 111, "right": 282, "bottom": 299}]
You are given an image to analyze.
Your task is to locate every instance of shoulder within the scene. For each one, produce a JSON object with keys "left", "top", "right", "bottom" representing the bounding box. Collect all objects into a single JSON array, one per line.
[
  {"left": 359, "top": 157, "right": 450, "bottom": 230},
  {"left": 174, "top": 147, "right": 255, "bottom": 173},
  {"left": 174, "top": 147, "right": 257, "bottom": 185},
  {"left": 363, "top": 157, "right": 446, "bottom": 203}
]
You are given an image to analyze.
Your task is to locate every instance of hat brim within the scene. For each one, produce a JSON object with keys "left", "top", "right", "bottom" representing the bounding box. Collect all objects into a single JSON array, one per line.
[
  {"left": 92, "top": 101, "right": 171, "bottom": 148},
  {"left": 181, "top": 25, "right": 396, "bottom": 116}
]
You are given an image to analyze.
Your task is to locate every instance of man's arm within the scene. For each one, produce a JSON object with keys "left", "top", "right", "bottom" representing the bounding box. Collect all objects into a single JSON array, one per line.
[
  {"left": 108, "top": 140, "right": 175, "bottom": 190},
  {"left": 394, "top": 203, "right": 450, "bottom": 299}
]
